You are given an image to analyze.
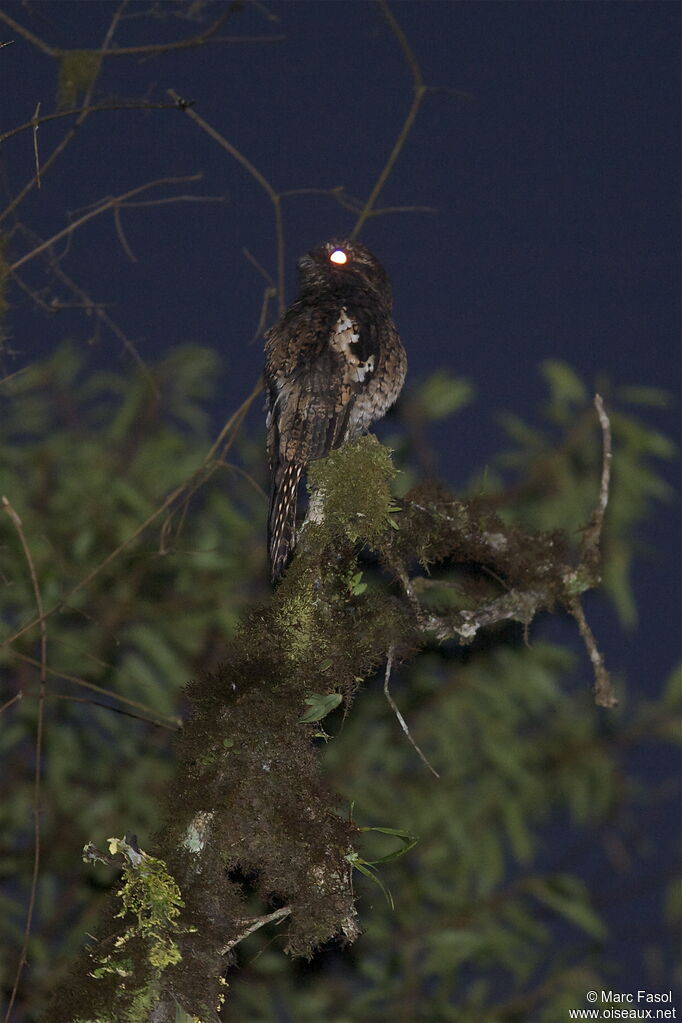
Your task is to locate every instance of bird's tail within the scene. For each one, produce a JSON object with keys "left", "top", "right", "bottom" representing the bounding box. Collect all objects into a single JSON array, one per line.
[{"left": 268, "top": 460, "right": 304, "bottom": 584}]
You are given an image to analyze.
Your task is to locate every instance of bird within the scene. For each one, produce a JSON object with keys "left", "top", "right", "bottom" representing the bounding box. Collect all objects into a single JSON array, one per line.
[{"left": 264, "top": 238, "right": 407, "bottom": 584}]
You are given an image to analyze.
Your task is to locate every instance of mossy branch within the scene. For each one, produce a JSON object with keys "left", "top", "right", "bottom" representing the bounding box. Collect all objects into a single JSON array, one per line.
[{"left": 44, "top": 424, "right": 615, "bottom": 1021}]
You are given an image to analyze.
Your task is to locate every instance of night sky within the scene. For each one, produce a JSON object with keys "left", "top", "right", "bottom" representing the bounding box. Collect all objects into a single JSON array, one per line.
[{"left": 2, "top": 0, "right": 680, "bottom": 1000}]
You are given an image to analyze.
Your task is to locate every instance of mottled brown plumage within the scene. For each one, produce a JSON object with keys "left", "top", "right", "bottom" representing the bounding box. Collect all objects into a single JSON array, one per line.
[{"left": 265, "top": 239, "right": 406, "bottom": 583}]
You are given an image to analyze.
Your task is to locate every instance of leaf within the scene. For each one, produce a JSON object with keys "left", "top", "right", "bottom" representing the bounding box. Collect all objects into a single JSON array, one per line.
[
  {"left": 618, "top": 385, "right": 672, "bottom": 408},
  {"left": 349, "top": 572, "right": 367, "bottom": 596},
  {"left": 527, "top": 877, "right": 607, "bottom": 939},
  {"left": 356, "top": 825, "right": 419, "bottom": 863},
  {"left": 541, "top": 359, "right": 588, "bottom": 406},
  {"left": 412, "top": 371, "right": 475, "bottom": 421},
  {"left": 299, "top": 692, "right": 342, "bottom": 723},
  {"left": 345, "top": 852, "right": 394, "bottom": 909}
]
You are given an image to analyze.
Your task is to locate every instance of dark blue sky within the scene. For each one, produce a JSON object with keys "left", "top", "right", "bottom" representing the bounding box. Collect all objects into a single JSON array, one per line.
[
  {"left": 1, "top": 0, "right": 680, "bottom": 1000},
  {"left": 2, "top": 0, "right": 678, "bottom": 689}
]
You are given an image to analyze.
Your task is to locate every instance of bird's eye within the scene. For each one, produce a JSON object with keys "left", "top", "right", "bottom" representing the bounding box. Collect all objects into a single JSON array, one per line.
[{"left": 329, "top": 249, "right": 347, "bottom": 265}]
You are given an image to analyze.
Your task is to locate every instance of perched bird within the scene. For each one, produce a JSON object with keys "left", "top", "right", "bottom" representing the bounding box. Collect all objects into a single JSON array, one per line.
[{"left": 264, "top": 238, "right": 407, "bottom": 584}]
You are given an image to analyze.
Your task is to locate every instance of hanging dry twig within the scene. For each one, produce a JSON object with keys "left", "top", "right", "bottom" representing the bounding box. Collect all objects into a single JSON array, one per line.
[
  {"left": 568, "top": 597, "right": 618, "bottom": 709},
  {"left": 383, "top": 645, "right": 440, "bottom": 778}
]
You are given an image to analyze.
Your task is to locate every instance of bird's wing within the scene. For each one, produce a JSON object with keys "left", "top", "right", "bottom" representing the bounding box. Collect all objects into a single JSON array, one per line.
[{"left": 265, "top": 304, "right": 378, "bottom": 467}]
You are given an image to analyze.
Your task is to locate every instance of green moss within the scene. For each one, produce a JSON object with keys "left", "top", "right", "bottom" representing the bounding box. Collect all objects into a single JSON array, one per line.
[
  {"left": 275, "top": 585, "right": 319, "bottom": 664},
  {"left": 306, "top": 434, "right": 397, "bottom": 550},
  {"left": 89, "top": 838, "right": 185, "bottom": 980},
  {"left": 57, "top": 50, "right": 102, "bottom": 109}
]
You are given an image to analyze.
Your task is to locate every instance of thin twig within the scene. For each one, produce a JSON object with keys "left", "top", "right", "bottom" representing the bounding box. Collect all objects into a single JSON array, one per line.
[
  {"left": 568, "top": 598, "right": 618, "bottom": 709},
  {"left": 113, "top": 204, "right": 137, "bottom": 262},
  {"left": 350, "top": 1, "right": 427, "bottom": 239},
  {"left": 242, "top": 248, "right": 277, "bottom": 343},
  {"left": 0, "top": 8, "right": 282, "bottom": 59},
  {"left": 383, "top": 645, "right": 440, "bottom": 778},
  {"left": 119, "top": 193, "right": 228, "bottom": 208},
  {"left": 0, "top": 4, "right": 120, "bottom": 225},
  {"left": 167, "top": 90, "right": 286, "bottom": 312},
  {"left": 1, "top": 498, "right": 47, "bottom": 1023},
  {"left": 242, "top": 246, "right": 275, "bottom": 288},
  {"left": 581, "top": 394, "right": 612, "bottom": 560},
  {"left": 167, "top": 377, "right": 261, "bottom": 546},
  {"left": 46, "top": 693, "right": 179, "bottom": 730},
  {"left": 0, "top": 691, "right": 22, "bottom": 715},
  {"left": 9, "top": 174, "right": 203, "bottom": 274},
  {"left": 12, "top": 649, "right": 181, "bottom": 726},
  {"left": 220, "top": 906, "right": 292, "bottom": 955},
  {"left": 0, "top": 101, "right": 179, "bottom": 146},
  {"left": 39, "top": 256, "right": 155, "bottom": 389},
  {"left": 31, "top": 102, "right": 41, "bottom": 188}
]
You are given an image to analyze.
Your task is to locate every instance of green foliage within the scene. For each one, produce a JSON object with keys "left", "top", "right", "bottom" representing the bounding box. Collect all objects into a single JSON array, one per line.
[
  {"left": 490, "top": 362, "right": 675, "bottom": 624},
  {"left": 57, "top": 51, "right": 102, "bottom": 109},
  {"left": 410, "top": 370, "right": 475, "bottom": 421},
  {"left": 299, "top": 692, "right": 343, "bottom": 722},
  {"left": 0, "top": 353, "right": 677, "bottom": 1022},
  {"left": 0, "top": 343, "right": 267, "bottom": 1015}
]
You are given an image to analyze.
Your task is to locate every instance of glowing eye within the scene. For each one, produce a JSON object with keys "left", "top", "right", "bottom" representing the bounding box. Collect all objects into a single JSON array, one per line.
[{"left": 329, "top": 249, "right": 347, "bottom": 265}]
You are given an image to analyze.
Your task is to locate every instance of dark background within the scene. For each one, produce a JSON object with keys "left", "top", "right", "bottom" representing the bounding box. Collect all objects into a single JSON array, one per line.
[{"left": 1, "top": 0, "right": 679, "bottom": 1004}]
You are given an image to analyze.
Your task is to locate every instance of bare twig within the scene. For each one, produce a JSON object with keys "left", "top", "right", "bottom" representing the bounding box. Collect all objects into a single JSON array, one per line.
[
  {"left": 118, "top": 193, "right": 228, "bottom": 209},
  {"left": 0, "top": 691, "right": 22, "bottom": 715},
  {"left": 31, "top": 102, "right": 41, "bottom": 188},
  {"left": 0, "top": 5, "right": 120, "bottom": 224},
  {"left": 1, "top": 498, "right": 47, "bottom": 1023},
  {"left": 568, "top": 597, "right": 618, "bottom": 709},
  {"left": 113, "top": 204, "right": 137, "bottom": 262},
  {"left": 12, "top": 649, "right": 181, "bottom": 727},
  {"left": 168, "top": 90, "right": 286, "bottom": 313},
  {"left": 242, "top": 246, "right": 275, "bottom": 288},
  {"left": 0, "top": 8, "right": 283, "bottom": 60},
  {"left": 9, "top": 174, "right": 203, "bottom": 274},
  {"left": 350, "top": 1, "right": 428, "bottom": 239},
  {"left": 41, "top": 256, "right": 154, "bottom": 386},
  {"left": 0, "top": 10, "right": 51, "bottom": 55},
  {"left": 46, "top": 693, "right": 179, "bottom": 730},
  {"left": 383, "top": 645, "right": 440, "bottom": 778},
  {"left": 0, "top": 101, "right": 179, "bottom": 146},
  {"left": 581, "top": 394, "right": 612, "bottom": 560},
  {"left": 219, "top": 905, "right": 292, "bottom": 955}
]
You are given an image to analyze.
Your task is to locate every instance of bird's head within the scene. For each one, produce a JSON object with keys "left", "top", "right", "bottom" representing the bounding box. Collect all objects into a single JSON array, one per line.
[{"left": 297, "top": 239, "right": 393, "bottom": 306}]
